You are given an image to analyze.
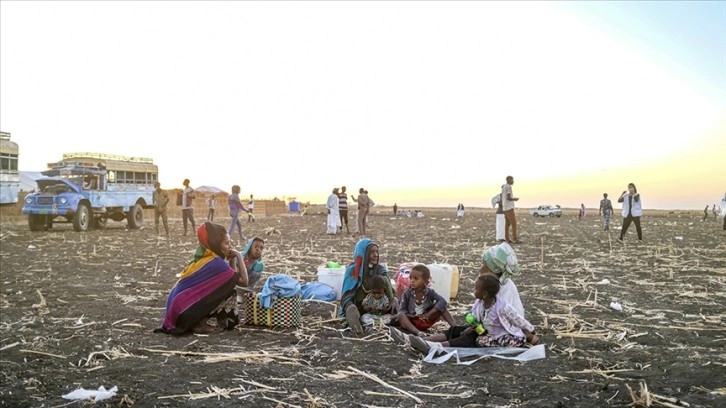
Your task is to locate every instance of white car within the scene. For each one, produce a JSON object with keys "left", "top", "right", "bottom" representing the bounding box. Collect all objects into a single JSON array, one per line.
[{"left": 530, "top": 205, "right": 562, "bottom": 218}]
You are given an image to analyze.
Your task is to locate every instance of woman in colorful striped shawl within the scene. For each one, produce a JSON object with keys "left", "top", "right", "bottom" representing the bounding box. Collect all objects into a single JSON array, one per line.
[
  {"left": 340, "top": 238, "right": 396, "bottom": 335},
  {"left": 155, "top": 222, "right": 248, "bottom": 335}
]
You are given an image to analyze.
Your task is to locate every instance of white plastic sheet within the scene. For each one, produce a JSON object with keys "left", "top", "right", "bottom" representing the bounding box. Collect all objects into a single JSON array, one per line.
[
  {"left": 62, "top": 385, "right": 118, "bottom": 402},
  {"left": 423, "top": 343, "right": 545, "bottom": 365}
]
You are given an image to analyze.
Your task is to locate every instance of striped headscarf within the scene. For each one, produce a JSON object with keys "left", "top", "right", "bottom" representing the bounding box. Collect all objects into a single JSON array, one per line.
[
  {"left": 195, "top": 222, "right": 227, "bottom": 259},
  {"left": 482, "top": 242, "right": 521, "bottom": 284}
]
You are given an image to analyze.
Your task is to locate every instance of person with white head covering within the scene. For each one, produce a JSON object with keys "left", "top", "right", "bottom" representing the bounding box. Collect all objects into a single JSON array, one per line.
[
  {"left": 326, "top": 188, "right": 341, "bottom": 235},
  {"left": 479, "top": 242, "right": 525, "bottom": 318}
]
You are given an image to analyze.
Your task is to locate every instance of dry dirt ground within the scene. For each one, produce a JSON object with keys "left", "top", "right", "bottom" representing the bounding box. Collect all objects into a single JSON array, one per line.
[{"left": 1, "top": 208, "right": 725, "bottom": 408}]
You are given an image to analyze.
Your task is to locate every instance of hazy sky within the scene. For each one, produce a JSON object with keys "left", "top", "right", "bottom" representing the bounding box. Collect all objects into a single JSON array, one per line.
[{"left": 1, "top": 1, "right": 724, "bottom": 210}]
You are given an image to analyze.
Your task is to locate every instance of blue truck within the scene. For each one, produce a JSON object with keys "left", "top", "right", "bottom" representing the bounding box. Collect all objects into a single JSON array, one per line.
[{"left": 22, "top": 154, "right": 158, "bottom": 231}]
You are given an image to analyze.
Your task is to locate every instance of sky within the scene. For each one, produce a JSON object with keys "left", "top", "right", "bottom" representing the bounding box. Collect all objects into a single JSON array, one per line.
[{"left": 1, "top": 1, "right": 724, "bottom": 210}]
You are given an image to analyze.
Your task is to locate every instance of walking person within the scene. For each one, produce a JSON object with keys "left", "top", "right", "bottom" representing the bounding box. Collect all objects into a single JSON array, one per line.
[
  {"left": 703, "top": 205, "right": 709, "bottom": 221},
  {"left": 153, "top": 182, "right": 170, "bottom": 236},
  {"left": 181, "top": 179, "right": 196, "bottom": 236},
  {"left": 326, "top": 188, "right": 341, "bottom": 235},
  {"left": 206, "top": 195, "right": 216, "bottom": 222},
  {"left": 228, "top": 185, "right": 248, "bottom": 242},
  {"left": 338, "top": 186, "right": 349, "bottom": 234},
  {"left": 501, "top": 176, "right": 520, "bottom": 244},
  {"left": 247, "top": 195, "right": 255, "bottom": 222},
  {"left": 599, "top": 193, "right": 614, "bottom": 231},
  {"left": 618, "top": 183, "right": 643, "bottom": 241},
  {"left": 578, "top": 204, "right": 586, "bottom": 221},
  {"left": 393, "top": 203, "right": 398, "bottom": 216}
]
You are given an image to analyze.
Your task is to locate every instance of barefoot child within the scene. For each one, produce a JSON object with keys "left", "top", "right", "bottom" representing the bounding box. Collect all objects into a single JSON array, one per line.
[
  {"left": 396, "top": 264, "right": 456, "bottom": 337},
  {"left": 408, "top": 274, "right": 538, "bottom": 353},
  {"left": 360, "top": 275, "right": 393, "bottom": 326}
]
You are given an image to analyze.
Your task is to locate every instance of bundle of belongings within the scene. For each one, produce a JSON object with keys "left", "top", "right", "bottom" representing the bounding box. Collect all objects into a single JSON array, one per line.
[{"left": 241, "top": 274, "right": 302, "bottom": 328}]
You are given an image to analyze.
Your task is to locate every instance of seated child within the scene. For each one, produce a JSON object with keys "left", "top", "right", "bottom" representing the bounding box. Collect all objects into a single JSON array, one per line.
[
  {"left": 480, "top": 242, "right": 524, "bottom": 317},
  {"left": 396, "top": 264, "right": 455, "bottom": 336},
  {"left": 360, "top": 275, "right": 393, "bottom": 326},
  {"left": 408, "top": 274, "right": 538, "bottom": 353}
]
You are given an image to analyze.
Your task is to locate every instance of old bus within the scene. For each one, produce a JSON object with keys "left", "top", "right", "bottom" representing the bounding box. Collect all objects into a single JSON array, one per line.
[{"left": 0, "top": 131, "right": 20, "bottom": 205}]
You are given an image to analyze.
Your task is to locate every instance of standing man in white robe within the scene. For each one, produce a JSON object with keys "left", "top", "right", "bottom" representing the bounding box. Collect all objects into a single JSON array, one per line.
[{"left": 326, "top": 188, "right": 341, "bottom": 234}]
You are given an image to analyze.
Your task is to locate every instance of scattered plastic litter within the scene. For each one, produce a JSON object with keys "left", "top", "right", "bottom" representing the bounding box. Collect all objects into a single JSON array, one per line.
[
  {"left": 599, "top": 279, "right": 610, "bottom": 285},
  {"left": 424, "top": 344, "right": 546, "bottom": 365},
  {"left": 27, "top": 245, "right": 36, "bottom": 249},
  {"left": 62, "top": 385, "right": 118, "bottom": 402},
  {"left": 610, "top": 301, "right": 622, "bottom": 311},
  {"left": 675, "top": 236, "right": 683, "bottom": 240}
]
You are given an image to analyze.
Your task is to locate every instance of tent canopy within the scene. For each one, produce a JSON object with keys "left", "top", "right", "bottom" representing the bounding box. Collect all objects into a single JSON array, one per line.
[{"left": 195, "top": 185, "right": 228, "bottom": 194}]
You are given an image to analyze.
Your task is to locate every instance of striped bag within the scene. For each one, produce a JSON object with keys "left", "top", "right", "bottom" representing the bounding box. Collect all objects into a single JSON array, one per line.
[{"left": 241, "top": 292, "right": 302, "bottom": 328}]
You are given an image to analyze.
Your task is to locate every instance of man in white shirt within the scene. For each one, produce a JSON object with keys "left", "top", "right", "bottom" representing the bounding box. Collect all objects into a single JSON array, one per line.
[
  {"left": 501, "top": 176, "right": 520, "bottom": 244},
  {"left": 182, "top": 179, "right": 196, "bottom": 236},
  {"left": 326, "top": 188, "right": 341, "bottom": 234},
  {"left": 248, "top": 195, "right": 255, "bottom": 222}
]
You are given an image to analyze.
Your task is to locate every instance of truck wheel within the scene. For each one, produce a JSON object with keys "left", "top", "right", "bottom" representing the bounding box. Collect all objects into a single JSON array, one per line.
[
  {"left": 549, "top": 213, "right": 555, "bottom": 218},
  {"left": 127, "top": 203, "right": 143, "bottom": 229},
  {"left": 73, "top": 204, "right": 91, "bottom": 231},
  {"left": 28, "top": 215, "right": 44, "bottom": 231}
]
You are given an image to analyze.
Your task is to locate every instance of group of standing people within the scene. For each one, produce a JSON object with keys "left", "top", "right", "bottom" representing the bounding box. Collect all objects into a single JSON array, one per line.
[
  {"left": 499, "top": 175, "right": 645, "bottom": 242},
  {"left": 151, "top": 178, "right": 198, "bottom": 236},
  {"left": 151, "top": 179, "right": 256, "bottom": 241},
  {"left": 594, "top": 184, "right": 642, "bottom": 240},
  {"left": 326, "top": 186, "right": 374, "bottom": 236},
  {"left": 703, "top": 204, "right": 719, "bottom": 221}
]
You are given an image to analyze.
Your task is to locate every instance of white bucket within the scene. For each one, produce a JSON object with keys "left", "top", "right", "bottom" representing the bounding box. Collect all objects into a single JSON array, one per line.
[
  {"left": 426, "top": 264, "right": 453, "bottom": 300},
  {"left": 317, "top": 266, "right": 345, "bottom": 300}
]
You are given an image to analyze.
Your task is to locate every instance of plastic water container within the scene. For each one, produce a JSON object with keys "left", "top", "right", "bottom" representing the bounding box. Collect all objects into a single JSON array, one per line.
[
  {"left": 316, "top": 266, "right": 345, "bottom": 300},
  {"left": 450, "top": 265, "right": 460, "bottom": 299},
  {"left": 426, "top": 264, "right": 454, "bottom": 300}
]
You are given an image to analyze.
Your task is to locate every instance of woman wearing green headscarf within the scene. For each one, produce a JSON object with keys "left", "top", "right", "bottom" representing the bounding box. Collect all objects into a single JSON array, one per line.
[{"left": 479, "top": 242, "right": 525, "bottom": 318}]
